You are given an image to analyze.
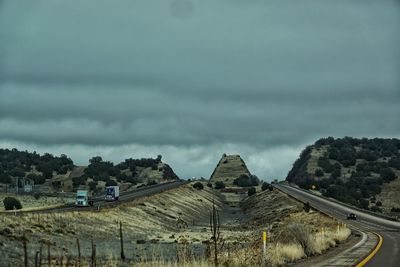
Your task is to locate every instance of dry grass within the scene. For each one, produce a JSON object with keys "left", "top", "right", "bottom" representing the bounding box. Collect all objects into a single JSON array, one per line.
[
  {"left": 0, "top": 183, "right": 224, "bottom": 265},
  {"left": 266, "top": 223, "right": 350, "bottom": 266},
  {"left": 378, "top": 174, "right": 400, "bottom": 212},
  {"left": 268, "top": 242, "right": 305, "bottom": 266},
  {"left": 311, "top": 226, "right": 351, "bottom": 254},
  {"left": 0, "top": 193, "right": 74, "bottom": 212},
  {"left": 0, "top": 184, "right": 352, "bottom": 267},
  {"left": 306, "top": 146, "right": 328, "bottom": 177}
]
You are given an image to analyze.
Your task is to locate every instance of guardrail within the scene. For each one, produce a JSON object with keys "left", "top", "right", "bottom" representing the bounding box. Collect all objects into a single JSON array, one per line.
[{"left": 272, "top": 184, "right": 341, "bottom": 222}]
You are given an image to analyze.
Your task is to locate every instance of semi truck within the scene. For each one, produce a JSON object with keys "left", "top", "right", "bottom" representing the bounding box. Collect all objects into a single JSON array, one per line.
[
  {"left": 75, "top": 190, "right": 94, "bottom": 207},
  {"left": 105, "top": 185, "right": 119, "bottom": 201}
]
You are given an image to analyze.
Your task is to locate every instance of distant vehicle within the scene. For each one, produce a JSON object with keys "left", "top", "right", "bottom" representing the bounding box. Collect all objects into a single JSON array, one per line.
[
  {"left": 347, "top": 213, "right": 357, "bottom": 220},
  {"left": 75, "top": 190, "right": 94, "bottom": 207},
  {"left": 105, "top": 186, "right": 119, "bottom": 201}
]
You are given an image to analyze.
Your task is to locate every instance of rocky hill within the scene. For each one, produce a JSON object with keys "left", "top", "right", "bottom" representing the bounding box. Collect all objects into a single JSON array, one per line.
[
  {"left": 210, "top": 154, "right": 253, "bottom": 186},
  {"left": 286, "top": 137, "right": 400, "bottom": 214},
  {"left": 0, "top": 148, "right": 179, "bottom": 193}
]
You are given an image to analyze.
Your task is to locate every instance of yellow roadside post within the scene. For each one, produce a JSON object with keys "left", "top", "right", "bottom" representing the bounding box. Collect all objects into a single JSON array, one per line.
[{"left": 263, "top": 231, "right": 267, "bottom": 265}]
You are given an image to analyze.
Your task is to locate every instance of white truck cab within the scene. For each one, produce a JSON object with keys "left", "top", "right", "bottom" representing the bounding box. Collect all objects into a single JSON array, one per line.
[{"left": 75, "top": 190, "right": 94, "bottom": 207}]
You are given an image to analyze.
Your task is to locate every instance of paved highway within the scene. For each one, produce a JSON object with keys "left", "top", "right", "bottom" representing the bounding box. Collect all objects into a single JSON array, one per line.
[
  {"left": 274, "top": 183, "right": 400, "bottom": 267},
  {"left": 4, "top": 180, "right": 186, "bottom": 214}
]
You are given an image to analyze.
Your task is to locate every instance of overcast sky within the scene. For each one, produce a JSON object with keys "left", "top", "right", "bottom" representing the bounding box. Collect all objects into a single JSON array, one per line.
[{"left": 1, "top": 0, "right": 399, "bottom": 180}]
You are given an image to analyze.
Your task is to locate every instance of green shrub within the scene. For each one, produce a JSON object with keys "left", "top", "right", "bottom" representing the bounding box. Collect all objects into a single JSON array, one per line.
[
  {"left": 370, "top": 206, "right": 382, "bottom": 213},
  {"left": 247, "top": 187, "right": 256, "bottom": 196},
  {"left": 303, "top": 202, "right": 311, "bottom": 212},
  {"left": 268, "top": 185, "right": 273, "bottom": 191},
  {"left": 315, "top": 169, "right": 324, "bottom": 177},
  {"left": 318, "top": 157, "right": 334, "bottom": 173},
  {"left": 192, "top": 182, "right": 204, "bottom": 190},
  {"left": 359, "top": 199, "right": 370, "bottom": 210},
  {"left": 261, "top": 182, "right": 269, "bottom": 191},
  {"left": 126, "top": 176, "right": 138, "bottom": 185},
  {"left": 116, "top": 173, "right": 128, "bottom": 182},
  {"left": 52, "top": 181, "right": 62, "bottom": 190},
  {"left": 0, "top": 173, "right": 12, "bottom": 184},
  {"left": 72, "top": 175, "right": 88, "bottom": 188},
  {"left": 27, "top": 174, "right": 46, "bottom": 185},
  {"left": 88, "top": 181, "right": 98, "bottom": 191},
  {"left": 105, "top": 180, "right": 118, "bottom": 187},
  {"left": 147, "top": 180, "right": 158, "bottom": 186},
  {"left": 390, "top": 207, "right": 400, "bottom": 212},
  {"left": 206, "top": 182, "right": 213, "bottom": 188},
  {"left": 214, "top": 181, "right": 225, "bottom": 189},
  {"left": 233, "top": 175, "right": 259, "bottom": 187},
  {"left": 3, "top": 197, "right": 22, "bottom": 210},
  {"left": 261, "top": 182, "right": 273, "bottom": 191},
  {"left": 388, "top": 157, "right": 400, "bottom": 170},
  {"left": 380, "top": 168, "right": 396, "bottom": 182}
]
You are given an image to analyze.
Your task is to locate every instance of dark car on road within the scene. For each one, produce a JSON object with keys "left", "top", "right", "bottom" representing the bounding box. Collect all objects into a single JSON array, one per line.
[{"left": 347, "top": 213, "right": 357, "bottom": 220}]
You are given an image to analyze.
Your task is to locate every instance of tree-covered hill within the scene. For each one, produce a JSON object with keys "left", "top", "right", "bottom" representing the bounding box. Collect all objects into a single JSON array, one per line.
[
  {"left": 286, "top": 137, "right": 400, "bottom": 214},
  {"left": 0, "top": 148, "right": 74, "bottom": 185},
  {"left": 72, "top": 155, "right": 179, "bottom": 191},
  {"left": 0, "top": 148, "right": 179, "bottom": 193}
]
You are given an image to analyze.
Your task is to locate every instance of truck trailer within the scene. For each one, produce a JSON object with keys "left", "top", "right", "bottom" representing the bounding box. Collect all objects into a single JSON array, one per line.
[{"left": 105, "top": 186, "right": 119, "bottom": 201}]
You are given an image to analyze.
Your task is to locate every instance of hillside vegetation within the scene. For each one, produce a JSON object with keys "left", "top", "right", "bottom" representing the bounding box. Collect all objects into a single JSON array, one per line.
[
  {"left": 0, "top": 148, "right": 179, "bottom": 193},
  {"left": 210, "top": 154, "right": 257, "bottom": 187},
  {"left": 286, "top": 137, "right": 400, "bottom": 214},
  {"left": 0, "top": 149, "right": 74, "bottom": 186}
]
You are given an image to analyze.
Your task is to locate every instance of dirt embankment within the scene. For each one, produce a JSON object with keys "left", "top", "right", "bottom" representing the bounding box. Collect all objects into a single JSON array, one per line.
[
  {"left": 0, "top": 182, "right": 352, "bottom": 266},
  {"left": 0, "top": 183, "right": 222, "bottom": 265},
  {"left": 241, "top": 188, "right": 353, "bottom": 266}
]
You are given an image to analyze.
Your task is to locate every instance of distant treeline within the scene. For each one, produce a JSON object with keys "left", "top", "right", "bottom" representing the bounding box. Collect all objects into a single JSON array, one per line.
[
  {"left": 0, "top": 148, "right": 179, "bottom": 188},
  {"left": 0, "top": 148, "right": 74, "bottom": 185},
  {"left": 72, "top": 155, "right": 169, "bottom": 188}
]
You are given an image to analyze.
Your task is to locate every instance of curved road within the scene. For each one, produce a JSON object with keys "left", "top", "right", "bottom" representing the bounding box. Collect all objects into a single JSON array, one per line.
[{"left": 274, "top": 183, "right": 400, "bottom": 266}]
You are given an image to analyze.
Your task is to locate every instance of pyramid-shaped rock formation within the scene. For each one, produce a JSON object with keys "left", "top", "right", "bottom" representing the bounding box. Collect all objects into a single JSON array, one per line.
[{"left": 209, "top": 154, "right": 252, "bottom": 186}]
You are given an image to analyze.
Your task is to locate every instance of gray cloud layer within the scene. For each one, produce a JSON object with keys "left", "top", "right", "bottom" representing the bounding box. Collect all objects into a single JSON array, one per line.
[{"left": 1, "top": 0, "right": 399, "bottom": 179}]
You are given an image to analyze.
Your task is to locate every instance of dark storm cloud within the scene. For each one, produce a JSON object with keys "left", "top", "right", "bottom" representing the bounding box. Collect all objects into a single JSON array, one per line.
[{"left": 0, "top": 0, "right": 399, "bottom": 178}]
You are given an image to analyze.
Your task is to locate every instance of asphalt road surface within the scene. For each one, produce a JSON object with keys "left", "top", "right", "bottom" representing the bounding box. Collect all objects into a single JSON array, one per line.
[{"left": 274, "top": 183, "right": 400, "bottom": 267}]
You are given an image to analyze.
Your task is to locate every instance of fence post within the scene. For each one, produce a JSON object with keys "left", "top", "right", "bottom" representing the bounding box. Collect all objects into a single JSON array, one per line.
[
  {"left": 23, "top": 233, "right": 28, "bottom": 267},
  {"left": 47, "top": 243, "right": 51, "bottom": 267},
  {"left": 120, "top": 221, "right": 125, "bottom": 260},
  {"left": 91, "top": 238, "right": 96, "bottom": 267},
  {"left": 77, "top": 238, "right": 81, "bottom": 267}
]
